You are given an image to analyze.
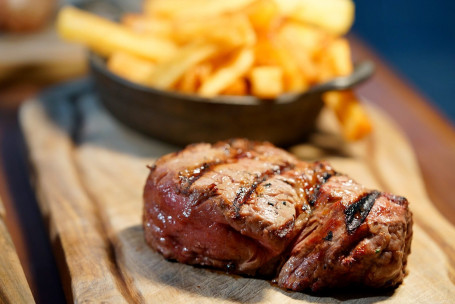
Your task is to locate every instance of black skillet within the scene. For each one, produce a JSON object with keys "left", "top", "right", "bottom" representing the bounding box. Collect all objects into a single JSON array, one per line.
[{"left": 90, "top": 52, "right": 374, "bottom": 146}]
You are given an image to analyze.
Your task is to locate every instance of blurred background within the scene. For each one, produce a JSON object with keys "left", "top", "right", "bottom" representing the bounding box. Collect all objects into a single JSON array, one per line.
[
  {"left": 352, "top": 0, "right": 455, "bottom": 124},
  {"left": 1, "top": 0, "right": 453, "bottom": 125}
]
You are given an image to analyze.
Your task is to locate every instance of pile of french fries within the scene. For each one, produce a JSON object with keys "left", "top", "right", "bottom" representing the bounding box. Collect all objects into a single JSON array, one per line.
[{"left": 57, "top": 0, "right": 372, "bottom": 140}]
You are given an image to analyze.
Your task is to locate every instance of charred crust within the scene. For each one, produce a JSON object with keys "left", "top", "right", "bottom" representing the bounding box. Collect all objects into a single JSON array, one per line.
[
  {"left": 320, "top": 172, "right": 333, "bottom": 183},
  {"left": 308, "top": 172, "right": 334, "bottom": 206},
  {"left": 180, "top": 140, "right": 289, "bottom": 195},
  {"left": 302, "top": 162, "right": 337, "bottom": 207},
  {"left": 282, "top": 179, "right": 293, "bottom": 186},
  {"left": 323, "top": 231, "right": 333, "bottom": 241},
  {"left": 274, "top": 218, "right": 296, "bottom": 238},
  {"left": 188, "top": 183, "right": 218, "bottom": 207},
  {"left": 308, "top": 186, "right": 319, "bottom": 206},
  {"left": 233, "top": 184, "right": 256, "bottom": 217},
  {"left": 232, "top": 162, "right": 296, "bottom": 217},
  {"left": 383, "top": 193, "right": 408, "bottom": 206},
  {"left": 178, "top": 161, "right": 222, "bottom": 193},
  {"left": 344, "top": 190, "right": 381, "bottom": 234}
]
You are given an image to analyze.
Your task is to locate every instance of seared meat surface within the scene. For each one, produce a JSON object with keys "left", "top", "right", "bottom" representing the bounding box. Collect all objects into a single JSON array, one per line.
[{"left": 143, "top": 139, "right": 412, "bottom": 292}]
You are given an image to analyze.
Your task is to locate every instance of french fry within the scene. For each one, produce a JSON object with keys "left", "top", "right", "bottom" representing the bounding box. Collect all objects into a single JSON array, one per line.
[
  {"left": 253, "top": 37, "right": 279, "bottom": 66},
  {"left": 221, "top": 78, "right": 248, "bottom": 95},
  {"left": 277, "top": 36, "right": 318, "bottom": 83},
  {"left": 57, "top": 6, "right": 177, "bottom": 61},
  {"left": 253, "top": 37, "right": 307, "bottom": 92},
  {"left": 274, "top": 0, "right": 355, "bottom": 35},
  {"left": 145, "top": 0, "right": 257, "bottom": 20},
  {"left": 144, "top": 0, "right": 209, "bottom": 17},
  {"left": 277, "top": 21, "right": 330, "bottom": 57},
  {"left": 325, "top": 38, "right": 353, "bottom": 76},
  {"left": 121, "top": 14, "right": 172, "bottom": 38},
  {"left": 323, "top": 90, "right": 372, "bottom": 141},
  {"left": 313, "top": 57, "right": 335, "bottom": 83},
  {"left": 107, "top": 52, "right": 155, "bottom": 85},
  {"left": 249, "top": 66, "right": 283, "bottom": 98},
  {"left": 176, "top": 63, "right": 213, "bottom": 93},
  {"left": 176, "top": 68, "right": 199, "bottom": 93},
  {"left": 245, "top": 0, "right": 279, "bottom": 31},
  {"left": 273, "top": 44, "right": 309, "bottom": 92},
  {"left": 148, "top": 42, "right": 218, "bottom": 89},
  {"left": 198, "top": 48, "right": 254, "bottom": 97},
  {"left": 173, "top": 14, "right": 256, "bottom": 48}
]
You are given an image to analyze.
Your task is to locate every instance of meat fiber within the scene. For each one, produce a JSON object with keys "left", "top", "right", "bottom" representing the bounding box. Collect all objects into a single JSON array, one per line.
[{"left": 143, "top": 139, "right": 412, "bottom": 292}]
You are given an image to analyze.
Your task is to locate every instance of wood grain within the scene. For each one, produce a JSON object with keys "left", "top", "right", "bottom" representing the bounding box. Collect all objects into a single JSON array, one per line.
[
  {"left": 20, "top": 90, "right": 455, "bottom": 303},
  {"left": 0, "top": 197, "right": 4, "bottom": 218},
  {"left": 21, "top": 98, "right": 131, "bottom": 303},
  {"left": 0, "top": 197, "right": 35, "bottom": 304}
]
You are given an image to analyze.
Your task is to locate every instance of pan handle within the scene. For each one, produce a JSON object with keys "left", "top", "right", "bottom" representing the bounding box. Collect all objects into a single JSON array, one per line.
[{"left": 311, "top": 61, "right": 375, "bottom": 93}]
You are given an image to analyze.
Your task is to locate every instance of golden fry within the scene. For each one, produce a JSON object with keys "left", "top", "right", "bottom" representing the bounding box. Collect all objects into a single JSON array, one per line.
[
  {"left": 176, "top": 66, "right": 199, "bottom": 93},
  {"left": 326, "top": 38, "right": 353, "bottom": 76},
  {"left": 245, "top": 0, "right": 279, "bottom": 31},
  {"left": 277, "top": 36, "right": 318, "bottom": 83},
  {"left": 107, "top": 52, "right": 155, "bottom": 85},
  {"left": 273, "top": 43, "right": 309, "bottom": 92},
  {"left": 277, "top": 21, "right": 330, "bottom": 56},
  {"left": 221, "top": 78, "right": 248, "bottom": 95},
  {"left": 145, "top": 0, "right": 257, "bottom": 19},
  {"left": 323, "top": 90, "right": 372, "bottom": 141},
  {"left": 199, "top": 48, "right": 254, "bottom": 97},
  {"left": 274, "top": 0, "right": 355, "bottom": 35},
  {"left": 173, "top": 14, "right": 256, "bottom": 48},
  {"left": 177, "top": 63, "right": 213, "bottom": 93},
  {"left": 148, "top": 42, "right": 217, "bottom": 89},
  {"left": 121, "top": 14, "right": 172, "bottom": 37},
  {"left": 249, "top": 66, "right": 283, "bottom": 98},
  {"left": 253, "top": 37, "right": 308, "bottom": 92},
  {"left": 57, "top": 6, "right": 177, "bottom": 62}
]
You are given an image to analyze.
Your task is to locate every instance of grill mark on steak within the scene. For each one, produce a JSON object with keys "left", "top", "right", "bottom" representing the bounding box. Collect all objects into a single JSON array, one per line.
[
  {"left": 382, "top": 193, "right": 408, "bottom": 206},
  {"left": 323, "top": 231, "right": 333, "bottom": 241},
  {"left": 232, "top": 162, "right": 296, "bottom": 218},
  {"left": 233, "top": 183, "right": 260, "bottom": 217},
  {"left": 344, "top": 190, "right": 381, "bottom": 234},
  {"left": 308, "top": 171, "right": 334, "bottom": 206},
  {"left": 179, "top": 161, "right": 222, "bottom": 193},
  {"left": 178, "top": 141, "right": 274, "bottom": 193},
  {"left": 186, "top": 183, "right": 218, "bottom": 211}
]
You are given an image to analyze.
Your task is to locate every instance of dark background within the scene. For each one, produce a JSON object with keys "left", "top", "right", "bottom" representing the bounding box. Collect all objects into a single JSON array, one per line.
[{"left": 352, "top": 0, "right": 455, "bottom": 125}]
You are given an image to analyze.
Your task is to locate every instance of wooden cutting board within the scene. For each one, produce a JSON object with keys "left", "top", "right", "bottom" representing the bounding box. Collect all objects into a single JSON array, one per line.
[
  {"left": 20, "top": 80, "right": 455, "bottom": 303},
  {"left": 0, "top": 197, "right": 35, "bottom": 304}
]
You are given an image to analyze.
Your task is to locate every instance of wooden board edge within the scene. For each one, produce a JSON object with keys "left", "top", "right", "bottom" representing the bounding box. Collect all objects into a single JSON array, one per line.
[
  {"left": 0, "top": 197, "right": 35, "bottom": 304},
  {"left": 18, "top": 98, "right": 134, "bottom": 303}
]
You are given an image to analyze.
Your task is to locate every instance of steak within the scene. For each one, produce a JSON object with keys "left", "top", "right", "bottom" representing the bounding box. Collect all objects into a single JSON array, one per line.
[{"left": 143, "top": 139, "right": 413, "bottom": 292}]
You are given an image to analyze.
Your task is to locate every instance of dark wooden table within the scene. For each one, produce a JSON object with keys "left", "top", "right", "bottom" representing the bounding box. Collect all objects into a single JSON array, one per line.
[{"left": 1, "top": 37, "right": 454, "bottom": 303}]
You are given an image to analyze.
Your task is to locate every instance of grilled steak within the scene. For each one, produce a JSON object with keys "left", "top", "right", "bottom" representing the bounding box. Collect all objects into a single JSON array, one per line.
[{"left": 143, "top": 139, "right": 412, "bottom": 292}]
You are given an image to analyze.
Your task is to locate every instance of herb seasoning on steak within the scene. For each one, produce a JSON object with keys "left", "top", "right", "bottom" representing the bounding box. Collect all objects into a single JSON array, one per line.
[{"left": 143, "top": 139, "right": 413, "bottom": 292}]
